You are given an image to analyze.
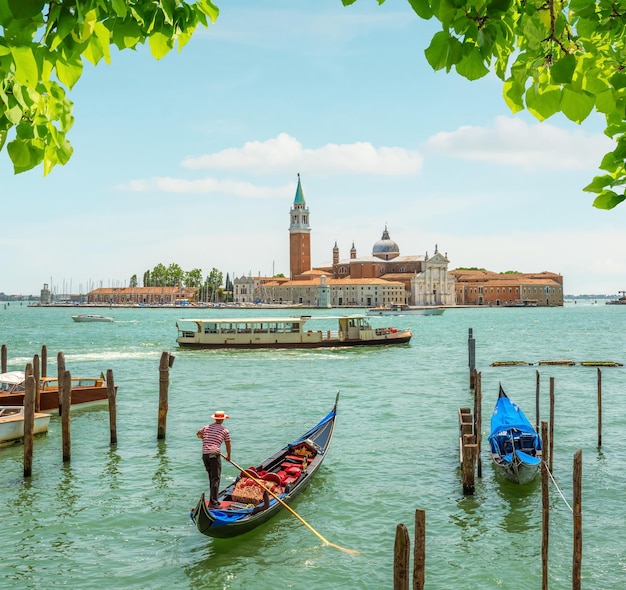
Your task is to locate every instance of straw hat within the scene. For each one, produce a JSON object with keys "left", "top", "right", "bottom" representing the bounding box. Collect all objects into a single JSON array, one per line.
[{"left": 211, "top": 410, "right": 229, "bottom": 420}]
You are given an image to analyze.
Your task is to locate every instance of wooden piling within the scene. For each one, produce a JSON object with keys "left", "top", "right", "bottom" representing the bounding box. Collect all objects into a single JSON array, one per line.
[
  {"left": 61, "top": 369, "right": 71, "bottom": 462},
  {"left": 462, "top": 434, "right": 476, "bottom": 495},
  {"left": 535, "top": 370, "right": 540, "bottom": 430},
  {"left": 468, "top": 328, "right": 475, "bottom": 389},
  {"left": 23, "top": 372, "right": 36, "bottom": 478},
  {"left": 458, "top": 407, "right": 472, "bottom": 462},
  {"left": 41, "top": 345, "right": 47, "bottom": 377},
  {"left": 1, "top": 343, "right": 6, "bottom": 373},
  {"left": 157, "top": 351, "right": 170, "bottom": 440},
  {"left": 549, "top": 377, "right": 555, "bottom": 473},
  {"left": 413, "top": 509, "right": 425, "bottom": 590},
  {"left": 541, "top": 420, "right": 549, "bottom": 590},
  {"left": 393, "top": 523, "right": 410, "bottom": 590},
  {"left": 57, "top": 352, "right": 66, "bottom": 415},
  {"left": 597, "top": 368, "right": 602, "bottom": 448},
  {"left": 107, "top": 369, "right": 117, "bottom": 446},
  {"left": 474, "top": 371, "right": 482, "bottom": 478},
  {"left": 33, "top": 354, "right": 41, "bottom": 413},
  {"left": 572, "top": 449, "right": 582, "bottom": 590}
]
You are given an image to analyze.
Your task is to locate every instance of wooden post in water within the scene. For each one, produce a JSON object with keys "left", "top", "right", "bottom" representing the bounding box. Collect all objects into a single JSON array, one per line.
[
  {"left": 474, "top": 371, "right": 482, "bottom": 478},
  {"left": 393, "top": 523, "right": 410, "bottom": 590},
  {"left": 157, "top": 352, "right": 171, "bottom": 440},
  {"left": 107, "top": 369, "right": 117, "bottom": 446},
  {"left": 458, "top": 407, "right": 473, "bottom": 472},
  {"left": 462, "top": 434, "right": 476, "bottom": 495},
  {"left": 549, "top": 377, "right": 555, "bottom": 473},
  {"left": 535, "top": 370, "right": 540, "bottom": 430},
  {"left": 597, "top": 368, "right": 602, "bottom": 448},
  {"left": 33, "top": 354, "right": 40, "bottom": 413},
  {"left": 468, "top": 328, "right": 476, "bottom": 389},
  {"left": 23, "top": 371, "right": 36, "bottom": 478},
  {"left": 57, "top": 352, "right": 66, "bottom": 415},
  {"left": 413, "top": 509, "right": 425, "bottom": 590},
  {"left": 61, "top": 369, "right": 71, "bottom": 463},
  {"left": 572, "top": 449, "right": 583, "bottom": 590},
  {"left": 541, "top": 420, "right": 549, "bottom": 590},
  {"left": 41, "top": 345, "right": 47, "bottom": 377},
  {"left": 1, "top": 344, "right": 6, "bottom": 373}
]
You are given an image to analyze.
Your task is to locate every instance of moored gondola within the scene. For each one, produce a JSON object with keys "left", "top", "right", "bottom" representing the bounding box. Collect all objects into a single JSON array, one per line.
[
  {"left": 488, "top": 384, "right": 542, "bottom": 484},
  {"left": 190, "top": 393, "right": 339, "bottom": 538}
]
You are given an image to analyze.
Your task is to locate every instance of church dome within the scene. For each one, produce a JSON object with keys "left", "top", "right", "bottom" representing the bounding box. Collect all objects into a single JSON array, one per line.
[{"left": 372, "top": 227, "right": 399, "bottom": 257}]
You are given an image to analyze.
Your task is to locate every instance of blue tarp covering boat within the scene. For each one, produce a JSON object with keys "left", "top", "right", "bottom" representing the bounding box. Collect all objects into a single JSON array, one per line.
[{"left": 488, "top": 384, "right": 542, "bottom": 484}]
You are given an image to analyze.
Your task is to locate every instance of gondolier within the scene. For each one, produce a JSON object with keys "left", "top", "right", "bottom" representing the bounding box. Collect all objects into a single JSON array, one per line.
[{"left": 197, "top": 410, "right": 231, "bottom": 508}]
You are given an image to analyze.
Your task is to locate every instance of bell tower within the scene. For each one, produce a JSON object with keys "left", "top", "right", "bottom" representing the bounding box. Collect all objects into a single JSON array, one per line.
[{"left": 289, "top": 174, "right": 311, "bottom": 279}]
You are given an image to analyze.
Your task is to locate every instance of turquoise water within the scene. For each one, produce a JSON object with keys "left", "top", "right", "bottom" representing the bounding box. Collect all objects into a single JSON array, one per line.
[{"left": 1, "top": 303, "right": 625, "bottom": 589}]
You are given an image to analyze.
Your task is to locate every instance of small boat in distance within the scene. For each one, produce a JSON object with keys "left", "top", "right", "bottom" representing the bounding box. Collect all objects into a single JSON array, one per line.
[
  {"left": 176, "top": 315, "right": 412, "bottom": 349},
  {"left": 367, "top": 304, "right": 445, "bottom": 316},
  {"left": 191, "top": 393, "right": 338, "bottom": 538},
  {"left": 0, "top": 371, "right": 113, "bottom": 412},
  {"left": 488, "top": 384, "right": 542, "bottom": 484},
  {"left": 0, "top": 406, "right": 51, "bottom": 445},
  {"left": 606, "top": 291, "right": 626, "bottom": 305},
  {"left": 72, "top": 314, "right": 115, "bottom": 322}
]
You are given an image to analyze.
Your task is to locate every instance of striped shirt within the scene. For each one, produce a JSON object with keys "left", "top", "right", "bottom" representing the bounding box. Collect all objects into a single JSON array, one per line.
[{"left": 200, "top": 423, "right": 230, "bottom": 455}]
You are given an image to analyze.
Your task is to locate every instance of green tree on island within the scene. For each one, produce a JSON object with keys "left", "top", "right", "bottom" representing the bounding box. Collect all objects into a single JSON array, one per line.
[{"left": 2, "top": 0, "right": 626, "bottom": 208}]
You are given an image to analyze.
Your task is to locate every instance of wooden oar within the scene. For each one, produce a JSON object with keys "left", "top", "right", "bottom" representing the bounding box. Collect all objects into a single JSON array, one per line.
[{"left": 222, "top": 454, "right": 359, "bottom": 555}]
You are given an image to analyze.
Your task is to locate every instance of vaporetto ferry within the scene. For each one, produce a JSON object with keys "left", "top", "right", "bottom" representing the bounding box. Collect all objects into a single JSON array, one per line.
[{"left": 175, "top": 315, "right": 412, "bottom": 349}]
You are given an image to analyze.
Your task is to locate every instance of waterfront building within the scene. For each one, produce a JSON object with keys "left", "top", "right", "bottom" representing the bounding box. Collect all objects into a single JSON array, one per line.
[
  {"left": 87, "top": 285, "right": 195, "bottom": 305},
  {"left": 451, "top": 269, "right": 564, "bottom": 306}
]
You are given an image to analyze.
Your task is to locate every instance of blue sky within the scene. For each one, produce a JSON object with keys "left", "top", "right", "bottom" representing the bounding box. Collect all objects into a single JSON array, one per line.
[{"left": 2, "top": 0, "right": 625, "bottom": 296}]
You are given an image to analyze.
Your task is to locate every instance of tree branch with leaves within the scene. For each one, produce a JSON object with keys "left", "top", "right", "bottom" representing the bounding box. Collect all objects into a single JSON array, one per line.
[{"left": 0, "top": 0, "right": 217, "bottom": 174}]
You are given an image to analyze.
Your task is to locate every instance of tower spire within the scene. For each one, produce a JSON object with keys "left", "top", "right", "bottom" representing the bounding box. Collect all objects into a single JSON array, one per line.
[{"left": 289, "top": 174, "right": 311, "bottom": 279}]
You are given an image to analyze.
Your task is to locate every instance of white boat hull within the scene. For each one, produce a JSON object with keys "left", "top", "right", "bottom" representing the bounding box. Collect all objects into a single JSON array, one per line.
[
  {"left": 0, "top": 407, "right": 51, "bottom": 444},
  {"left": 72, "top": 314, "right": 114, "bottom": 322}
]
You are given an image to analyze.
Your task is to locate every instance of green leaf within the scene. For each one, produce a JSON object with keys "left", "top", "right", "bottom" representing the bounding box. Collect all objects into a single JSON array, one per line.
[
  {"left": 407, "top": 0, "right": 434, "bottom": 19},
  {"left": 561, "top": 87, "right": 594, "bottom": 123},
  {"left": 599, "top": 151, "right": 620, "bottom": 173},
  {"left": 5, "top": 100, "right": 23, "bottom": 125},
  {"left": 10, "top": 46, "right": 40, "bottom": 88},
  {"left": 584, "top": 174, "right": 615, "bottom": 192},
  {"left": 425, "top": 31, "right": 452, "bottom": 71},
  {"left": 55, "top": 54, "right": 83, "bottom": 89},
  {"left": 593, "top": 190, "right": 626, "bottom": 210},
  {"left": 7, "top": 138, "right": 42, "bottom": 173},
  {"left": 455, "top": 47, "right": 489, "bottom": 81},
  {"left": 610, "top": 72, "right": 626, "bottom": 90},
  {"left": 161, "top": 0, "right": 176, "bottom": 25},
  {"left": 197, "top": 0, "right": 220, "bottom": 23},
  {"left": 503, "top": 78, "right": 525, "bottom": 113},
  {"left": 526, "top": 86, "right": 561, "bottom": 120},
  {"left": 148, "top": 31, "right": 173, "bottom": 60},
  {"left": 111, "top": 0, "right": 128, "bottom": 18},
  {"left": 7, "top": 0, "right": 44, "bottom": 19},
  {"left": 550, "top": 54, "right": 576, "bottom": 85}
]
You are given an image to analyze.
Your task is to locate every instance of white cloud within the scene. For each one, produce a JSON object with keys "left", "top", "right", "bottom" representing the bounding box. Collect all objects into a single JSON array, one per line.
[
  {"left": 182, "top": 133, "right": 423, "bottom": 175},
  {"left": 424, "top": 116, "right": 614, "bottom": 170}
]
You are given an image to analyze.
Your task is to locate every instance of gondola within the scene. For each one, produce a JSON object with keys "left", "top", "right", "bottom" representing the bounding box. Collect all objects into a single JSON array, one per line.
[
  {"left": 190, "top": 393, "right": 339, "bottom": 538},
  {"left": 487, "top": 384, "right": 542, "bottom": 484}
]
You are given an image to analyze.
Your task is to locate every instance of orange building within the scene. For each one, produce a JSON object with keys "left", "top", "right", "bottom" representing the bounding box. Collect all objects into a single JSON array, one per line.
[{"left": 451, "top": 270, "right": 563, "bottom": 306}]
